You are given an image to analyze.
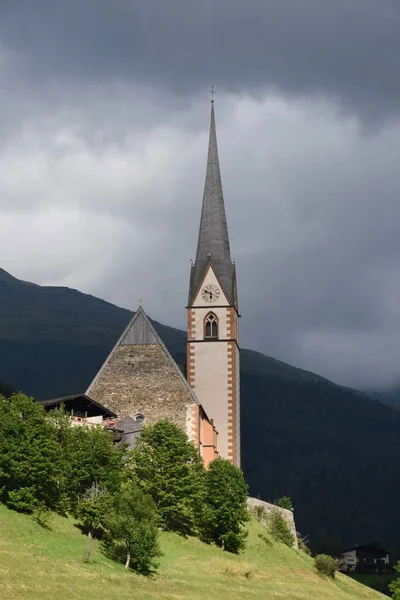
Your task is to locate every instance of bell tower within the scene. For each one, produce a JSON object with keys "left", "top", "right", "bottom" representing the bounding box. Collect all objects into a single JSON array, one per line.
[{"left": 187, "top": 99, "right": 240, "bottom": 466}]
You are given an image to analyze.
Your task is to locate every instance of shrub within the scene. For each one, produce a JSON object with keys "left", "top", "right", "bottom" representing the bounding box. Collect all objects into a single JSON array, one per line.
[
  {"left": 7, "top": 487, "right": 38, "bottom": 513},
  {"left": 266, "top": 508, "right": 295, "bottom": 547},
  {"left": 32, "top": 501, "right": 53, "bottom": 529},
  {"left": 253, "top": 504, "right": 266, "bottom": 520},
  {"left": 81, "top": 536, "right": 96, "bottom": 564},
  {"left": 297, "top": 531, "right": 312, "bottom": 555},
  {"left": 314, "top": 554, "right": 338, "bottom": 578},
  {"left": 389, "top": 561, "right": 400, "bottom": 600}
]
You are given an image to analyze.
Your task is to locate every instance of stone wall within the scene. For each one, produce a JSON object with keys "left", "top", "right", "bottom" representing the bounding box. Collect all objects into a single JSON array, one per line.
[
  {"left": 89, "top": 344, "right": 196, "bottom": 437},
  {"left": 247, "top": 497, "right": 298, "bottom": 549}
]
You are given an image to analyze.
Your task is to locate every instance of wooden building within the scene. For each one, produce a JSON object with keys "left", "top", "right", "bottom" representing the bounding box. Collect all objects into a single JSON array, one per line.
[{"left": 38, "top": 393, "right": 117, "bottom": 427}]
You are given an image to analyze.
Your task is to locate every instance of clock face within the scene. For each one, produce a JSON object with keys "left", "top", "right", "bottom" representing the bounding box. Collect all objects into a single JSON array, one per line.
[{"left": 201, "top": 284, "right": 220, "bottom": 303}]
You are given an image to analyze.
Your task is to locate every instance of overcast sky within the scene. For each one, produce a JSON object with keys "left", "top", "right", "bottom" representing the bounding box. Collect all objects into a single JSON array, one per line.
[{"left": 2, "top": 0, "right": 400, "bottom": 390}]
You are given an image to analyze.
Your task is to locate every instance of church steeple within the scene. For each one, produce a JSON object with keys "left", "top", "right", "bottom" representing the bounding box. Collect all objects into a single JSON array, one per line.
[
  {"left": 187, "top": 98, "right": 241, "bottom": 466},
  {"left": 189, "top": 101, "right": 235, "bottom": 306}
]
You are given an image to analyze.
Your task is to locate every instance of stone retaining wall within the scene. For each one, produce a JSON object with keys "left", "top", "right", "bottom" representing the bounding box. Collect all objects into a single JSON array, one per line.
[{"left": 247, "top": 496, "right": 298, "bottom": 549}]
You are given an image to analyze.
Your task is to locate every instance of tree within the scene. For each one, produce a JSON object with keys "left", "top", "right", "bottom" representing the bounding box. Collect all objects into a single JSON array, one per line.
[
  {"left": 0, "top": 381, "right": 16, "bottom": 398},
  {"left": 266, "top": 508, "right": 295, "bottom": 547},
  {"left": 203, "top": 457, "right": 249, "bottom": 553},
  {"left": 0, "top": 394, "right": 63, "bottom": 512},
  {"left": 275, "top": 496, "right": 293, "bottom": 511},
  {"left": 389, "top": 562, "right": 400, "bottom": 599},
  {"left": 130, "top": 420, "right": 206, "bottom": 536},
  {"left": 48, "top": 408, "right": 124, "bottom": 513},
  {"left": 104, "top": 480, "right": 160, "bottom": 572},
  {"left": 76, "top": 483, "right": 112, "bottom": 537}
]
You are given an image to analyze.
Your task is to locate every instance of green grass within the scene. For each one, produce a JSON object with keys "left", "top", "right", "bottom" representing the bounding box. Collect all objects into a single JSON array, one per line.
[
  {"left": 0, "top": 503, "right": 385, "bottom": 600},
  {"left": 350, "top": 573, "right": 396, "bottom": 596}
]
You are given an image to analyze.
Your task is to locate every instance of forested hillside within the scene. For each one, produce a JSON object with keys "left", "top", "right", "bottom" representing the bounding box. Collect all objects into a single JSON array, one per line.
[{"left": 1, "top": 268, "right": 400, "bottom": 558}]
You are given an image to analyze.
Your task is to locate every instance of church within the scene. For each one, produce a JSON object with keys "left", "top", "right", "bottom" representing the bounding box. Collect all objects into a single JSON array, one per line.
[{"left": 44, "top": 100, "right": 240, "bottom": 468}]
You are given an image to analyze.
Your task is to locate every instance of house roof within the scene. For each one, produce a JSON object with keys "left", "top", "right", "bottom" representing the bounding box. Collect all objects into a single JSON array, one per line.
[
  {"left": 86, "top": 305, "right": 209, "bottom": 413},
  {"left": 117, "top": 416, "right": 143, "bottom": 434},
  {"left": 341, "top": 544, "right": 390, "bottom": 557},
  {"left": 38, "top": 393, "right": 117, "bottom": 418},
  {"left": 189, "top": 101, "right": 235, "bottom": 305}
]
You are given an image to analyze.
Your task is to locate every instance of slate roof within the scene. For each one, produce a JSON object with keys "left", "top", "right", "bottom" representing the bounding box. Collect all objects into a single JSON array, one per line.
[
  {"left": 86, "top": 306, "right": 201, "bottom": 407},
  {"left": 117, "top": 415, "right": 143, "bottom": 434},
  {"left": 189, "top": 101, "right": 235, "bottom": 305}
]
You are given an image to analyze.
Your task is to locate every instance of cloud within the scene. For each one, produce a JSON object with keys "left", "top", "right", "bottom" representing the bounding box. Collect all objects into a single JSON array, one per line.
[
  {"left": 1, "top": 3, "right": 400, "bottom": 389},
  {"left": 2, "top": 79, "right": 400, "bottom": 389},
  {"left": 1, "top": 0, "right": 400, "bottom": 120}
]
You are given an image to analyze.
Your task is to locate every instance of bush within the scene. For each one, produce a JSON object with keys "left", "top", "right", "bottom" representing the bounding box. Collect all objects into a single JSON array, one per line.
[
  {"left": 297, "top": 532, "right": 312, "bottom": 556},
  {"left": 389, "top": 561, "right": 400, "bottom": 599},
  {"left": 266, "top": 508, "right": 295, "bottom": 547},
  {"left": 32, "top": 501, "right": 53, "bottom": 529},
  {"left": 314, "top": 554, "right": 338, "bottom": 578},
  {"left": 7, "top": 487, "right": 38, "bottom": 513},
  {"left": 254, "top": 505, "right": 266, "bottom": 520}
]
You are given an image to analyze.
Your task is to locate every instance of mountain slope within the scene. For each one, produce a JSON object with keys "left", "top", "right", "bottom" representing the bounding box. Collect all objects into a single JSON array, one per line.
[
  {"left": 1, "top": 269, "right": 400, "bottom": 558},
  {"left": 367, "top": 388, "right": 400, "bottom": 409},
  {"left": 0, "top": 503, "right": 386, "bottom": 600}
]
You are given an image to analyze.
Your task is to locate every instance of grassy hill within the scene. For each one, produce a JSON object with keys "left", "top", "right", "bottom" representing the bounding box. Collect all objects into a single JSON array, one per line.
[
  {"left": 0, "top": 503, "right": 386, "bottom": 600},
  {"left": 1, "top": 268, "right": 400, "bottom": 559}
]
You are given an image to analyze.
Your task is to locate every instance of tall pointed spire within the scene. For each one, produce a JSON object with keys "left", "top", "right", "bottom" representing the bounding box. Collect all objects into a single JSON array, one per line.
[{"left": 189, "top": 100, "right": 235, "bottom": 305}]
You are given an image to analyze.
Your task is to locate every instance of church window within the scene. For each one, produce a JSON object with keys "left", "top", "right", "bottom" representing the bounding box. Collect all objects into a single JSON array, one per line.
[
  {"left": 205, "top": 313, "right": 218, "bottom": 340},
  {"left": 135, "top": 414, "right": 145, "bottom": 424}
]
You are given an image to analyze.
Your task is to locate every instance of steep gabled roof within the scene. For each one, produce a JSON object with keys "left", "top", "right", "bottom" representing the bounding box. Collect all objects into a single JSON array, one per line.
[
  {"left": 86, "top": 306, "right": 201, "bottom": 406},
  {"left": 189, "top": 102, "right": 235, "bottom": 305}
]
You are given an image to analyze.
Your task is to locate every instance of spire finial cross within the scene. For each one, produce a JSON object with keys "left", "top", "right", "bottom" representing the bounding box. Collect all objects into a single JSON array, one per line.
[{"left": 210, "top": 85, "right": 215, "bottom": 103}]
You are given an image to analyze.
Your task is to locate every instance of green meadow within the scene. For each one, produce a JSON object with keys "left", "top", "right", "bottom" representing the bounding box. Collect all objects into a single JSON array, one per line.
[{"left": 0, "top": 504, "right": 386, "bottom": 600}]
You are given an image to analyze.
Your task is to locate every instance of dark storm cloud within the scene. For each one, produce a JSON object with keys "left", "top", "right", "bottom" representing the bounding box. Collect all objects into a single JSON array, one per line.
[
  {"left": 2, "top": 1, "right": 400, "bottom": 391},
  {"left": 1, "top": 0, "right": 400, "bottom": 119}
]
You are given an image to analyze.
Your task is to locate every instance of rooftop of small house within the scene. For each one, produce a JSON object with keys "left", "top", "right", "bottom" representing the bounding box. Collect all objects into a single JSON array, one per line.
[
  {"left": 37, "top": 393, "right": 117, "bottom": 419},
  {"left": 341, "top": 544, "right": 390, "bottom": 558}
]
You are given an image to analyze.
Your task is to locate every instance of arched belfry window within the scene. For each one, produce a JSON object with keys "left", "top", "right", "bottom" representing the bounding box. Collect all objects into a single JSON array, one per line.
[{"left": 205, "top": 313, "right": 218, "bottom": 340}]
